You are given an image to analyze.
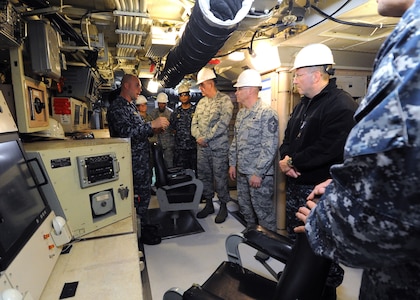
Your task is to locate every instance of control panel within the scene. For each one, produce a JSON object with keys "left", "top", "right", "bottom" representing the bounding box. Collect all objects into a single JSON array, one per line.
[
  {"left": 24, "top": 138, "right": 133, "bottom": 238},
  {"left": 77, "top": 152, "right": 119, "bottom": 188}
]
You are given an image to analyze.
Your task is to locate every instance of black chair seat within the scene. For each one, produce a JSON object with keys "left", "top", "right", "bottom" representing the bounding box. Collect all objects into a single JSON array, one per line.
[
  {"left": 167, "top": 174, "right": 193, "bottom": 186},
  {"left": 164, "top": 231, "right": 333, "bottom": 300},
  {"left": 244, "top": 225, "right": 293, "bottom": 263},
  {"left": 183, "top": 261, "right": 277, "bottom": 300},
  {"left": 164, "top": 184, "right": 197, "bottom": 204},
  {"left": 152, "top": 142, "right": 203, "bottom": 213}
]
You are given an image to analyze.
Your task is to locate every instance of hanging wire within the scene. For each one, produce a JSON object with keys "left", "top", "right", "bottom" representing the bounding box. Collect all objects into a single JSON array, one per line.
[{"left": 310, "top": 4, "right": 397, "bottom": 28}]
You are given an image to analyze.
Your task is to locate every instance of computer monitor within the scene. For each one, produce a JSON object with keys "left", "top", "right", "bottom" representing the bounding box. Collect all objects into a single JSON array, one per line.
[{"left": 0, "top": 133, "right": 51, "bottom": 271}]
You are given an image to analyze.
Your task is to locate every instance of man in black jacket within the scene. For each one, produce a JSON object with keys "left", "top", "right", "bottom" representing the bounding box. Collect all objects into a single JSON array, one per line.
[{"left": 278, "top": 44, "right": 358, "bottom": 299}]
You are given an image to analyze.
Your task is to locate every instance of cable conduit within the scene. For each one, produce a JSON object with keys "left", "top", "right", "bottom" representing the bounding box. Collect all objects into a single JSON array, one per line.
[{"left": 159, "top": 0, "right": 253, "bottom": 88}]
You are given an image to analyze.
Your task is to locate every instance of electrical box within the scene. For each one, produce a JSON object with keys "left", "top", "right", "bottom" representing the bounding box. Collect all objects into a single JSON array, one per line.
[
  {"left": 335, "top": 75, "right": 368, "bottom": 99},
  {"left": 10, "top": 46, "right": 51, "bottom": 133},
  {"left": 27, "top": 20, "right": 61, "bottom": 80},
  {"left": 24, "top": 138, "right": 134, "bottom": 238},
  {"left": 52, "top": 97, "right": 89, "bottom": 133},
  {"left": 58, "top": 66, "right": 100, "bottom": 102},
  {"left": 10, "top": 75, "right": 50, "bottom": 132}
]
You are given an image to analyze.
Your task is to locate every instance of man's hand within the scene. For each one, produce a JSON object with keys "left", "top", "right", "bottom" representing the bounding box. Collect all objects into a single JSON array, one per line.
[
  {"left": 151, "top": 117, "right": 169, "bottom": 130},
  {"left": 294, "top": 178, "right": 333, "bottom": 233},
  {"left": 294, "top": 200, "right": 317, "bottom": 233},
  {"left": 196, "top": 137, "right": 208, "bottom": 147},
  {"left": 249, "top": 174, "right": 262, "bottom": 188},
  {"left": 307, "top": 179, "right": 332, "bottom": 201},
  {"left": 229, "top": 166, "right": 236, "bottom": 181},
  {"left": 279, "top": 155, "right": 301, "bottom": 178}
]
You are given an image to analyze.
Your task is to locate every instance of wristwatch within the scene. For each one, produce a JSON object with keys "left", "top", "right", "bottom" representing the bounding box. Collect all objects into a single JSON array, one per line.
[{"left": 287, "top": 157, "right": 293, "bottom": 168}]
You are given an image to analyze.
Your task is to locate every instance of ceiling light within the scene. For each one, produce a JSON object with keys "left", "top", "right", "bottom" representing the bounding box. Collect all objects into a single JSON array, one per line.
[
  {"left": 250, "top": 41, "right": 281, "bottom": 73},
  {"left": 228, "top": 51, "right": 245, "bottom": 62},
  {"left": 147, "top": 79, "right": 159, "bottom": 93}
]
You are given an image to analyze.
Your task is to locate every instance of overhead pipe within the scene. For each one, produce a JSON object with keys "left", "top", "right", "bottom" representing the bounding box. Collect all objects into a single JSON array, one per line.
[{"left": 158, "top": 0, "right": 253, "bottom": 88}]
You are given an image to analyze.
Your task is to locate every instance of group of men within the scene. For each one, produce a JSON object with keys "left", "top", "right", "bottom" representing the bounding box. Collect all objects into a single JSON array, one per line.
[
  {"left": 135, "top": 89, "right": 196, "bottom": 171},
  {"left": 106, "top": 0, "right": 419, "bottom": 297},
  {"left": 191, "top": 67, "right": 279, "bottom": 229}
]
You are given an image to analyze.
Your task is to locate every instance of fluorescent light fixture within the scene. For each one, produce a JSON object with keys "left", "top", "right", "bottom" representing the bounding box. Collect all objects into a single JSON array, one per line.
[
  {"left": 115, "top": 56, "right": 138, "bottom": 60},
  {"left": 115, "top": 29, "right": 147, "bottom": 36},
  {"left": 113, "top": 10, "right": 149, "bottom": 18},
  {"left": 116, "top": 44, "right": 144, "bottom": 50}
]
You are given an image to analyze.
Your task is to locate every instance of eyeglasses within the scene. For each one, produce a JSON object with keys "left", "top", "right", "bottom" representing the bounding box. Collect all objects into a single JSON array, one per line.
[
  {"left": 179, "top": 92, "right": 189, "bottom": 97},
  {"left": 293, "top": 70, "right": 317, "bottom": 79},
  {"left": 235, "top": 87, "right": 250, "bottom": 91}
]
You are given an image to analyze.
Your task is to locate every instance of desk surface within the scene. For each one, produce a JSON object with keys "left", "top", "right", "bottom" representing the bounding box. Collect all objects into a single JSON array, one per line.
[
  {"left": 80, "top": 215, "right": 137, "bottom": 240},
  {"left": 40, "top": 218, "right": 142, "bottom": 300}
]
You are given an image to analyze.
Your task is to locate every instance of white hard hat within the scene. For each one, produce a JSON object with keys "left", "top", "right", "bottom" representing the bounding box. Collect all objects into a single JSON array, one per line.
[
  {"left": 233, "top": 69, "right": 262, "bottom": 88},
  {"left": 156, "top": 92, "right": 168, "bottom": 103},
  {"left": 178, "top": 84, "right": 190, "bottom": 94},
  {"left": 1, "top": 289, "right": 23, "bottom": 300},
  {"left": 292, "top": 43, "right": 335, "bottom": 70},
  {"left": 32, "top": 118, "right": 66, "bottom": 139},
  {"left": 135, "top": 95, "right": 147, "bottom": 105},
  {"left": 196, "top": 68, "right": 216, "bottom": 85}
]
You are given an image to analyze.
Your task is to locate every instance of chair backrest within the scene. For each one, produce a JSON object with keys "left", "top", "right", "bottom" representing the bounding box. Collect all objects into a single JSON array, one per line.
[
  {"left": 273, "top": 233, "right": 332, "bottom": 300},
  {"left": 152, "top": 142, "right": 168, "bottom": 187}
]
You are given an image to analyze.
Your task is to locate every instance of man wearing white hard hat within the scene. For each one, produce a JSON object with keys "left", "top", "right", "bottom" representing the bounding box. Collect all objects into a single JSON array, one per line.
[
  {"left": 135, "top": 95, "right": 153, "bottom": 123},
  {"left": 191, "top": 67, "right": 233, "bottom": 224},
  {"left": 169, "top": 84, "right": 197, "bottom": 171},
  {"left": 151, "top": 92, "right": 175, "bottom": 168},
  {"left": 295, "top": 1, "right": 420, "bottom": 299},
  {"left": 136, "top": 95, "right": 155, "bottom": 188},
  {"left": 228, "top": 69, "right": 279, "bottom": 232},
  {"left": 278, "top": 44, "right": 358, "bottom": 299}
]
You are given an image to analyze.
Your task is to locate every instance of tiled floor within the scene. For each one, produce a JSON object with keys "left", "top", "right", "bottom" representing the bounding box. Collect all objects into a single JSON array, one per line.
[{"left": 142, "top": 194, "right": 363, "bottom": 300}]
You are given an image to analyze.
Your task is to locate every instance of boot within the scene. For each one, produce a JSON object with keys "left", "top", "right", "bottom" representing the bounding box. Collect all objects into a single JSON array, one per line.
[
  {"left": 139, "top": 225, "right": 161, "bottom": 245},
  {"left": 320, "top": 286, "right": 337, "bottom": 300},
  {"left": 215, "top": 202, "right": 228, "bottom": 223},
  {"left": 196, "top": 200, "right": 214, "bottom": 218},
  {"left": 139, "top": 232, "right": 161, "bottom": 245}
]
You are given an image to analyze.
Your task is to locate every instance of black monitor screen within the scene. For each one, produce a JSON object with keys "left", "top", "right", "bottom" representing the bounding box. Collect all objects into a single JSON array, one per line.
[{"left": 0, "top": 135, "right": 50, "bottom": 271}]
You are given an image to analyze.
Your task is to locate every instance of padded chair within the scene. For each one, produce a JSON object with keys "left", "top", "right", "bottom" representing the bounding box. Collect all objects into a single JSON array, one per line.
[
  {"left": 152, "top": 142, "right": 203, "bottom": 224},
  {"left": 163, "top": 225, "right": 332, "bottom": 300}
]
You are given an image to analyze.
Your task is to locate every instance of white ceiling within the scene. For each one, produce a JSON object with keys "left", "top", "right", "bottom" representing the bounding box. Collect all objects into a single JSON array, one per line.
[{"left": 278, "top": 0, "right": 399, "bottom": 53}]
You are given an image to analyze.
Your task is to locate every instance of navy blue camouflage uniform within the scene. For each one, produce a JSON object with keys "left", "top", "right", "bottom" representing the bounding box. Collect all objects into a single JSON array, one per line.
[
  {"left": 106, "top": 95, "right": 153, "bottom": 223},
  {"left": 151, "top": 107, "right": 175, "bottom": 168},
  {"left": 305, "top": 2, "right": 420, "bottom": 299},
  {"left": 170, "top": 104, "right": 197, "bottom": 170}
]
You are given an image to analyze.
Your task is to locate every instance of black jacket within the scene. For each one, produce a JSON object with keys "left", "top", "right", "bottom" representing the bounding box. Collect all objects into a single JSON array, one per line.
[{"left": 279, "top": 78, "right": 358, "bottom": 185}]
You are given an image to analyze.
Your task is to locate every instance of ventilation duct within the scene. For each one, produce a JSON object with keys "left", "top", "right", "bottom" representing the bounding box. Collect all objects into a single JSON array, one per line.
[{"left": 158, "top": 0, "right": 253, "bottom": 88}]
